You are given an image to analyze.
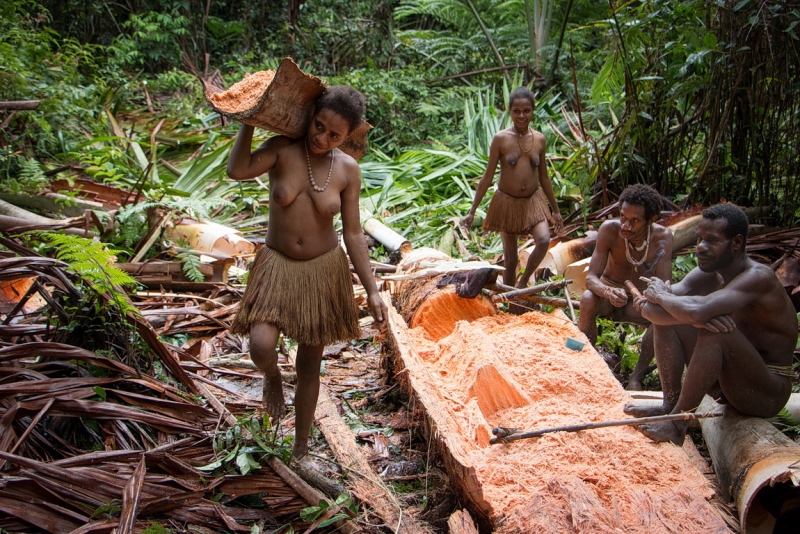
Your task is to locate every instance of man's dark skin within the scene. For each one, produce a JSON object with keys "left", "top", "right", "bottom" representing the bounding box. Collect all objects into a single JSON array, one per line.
[
  {"left": 579, "top": 200, "right": 673, "bottom": 389},
  {"left": 626, "top": 207, "right": 796, "bottom": 445}
]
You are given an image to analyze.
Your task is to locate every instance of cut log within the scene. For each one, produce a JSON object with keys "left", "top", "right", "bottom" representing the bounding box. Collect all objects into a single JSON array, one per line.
[
  {"left": 0, "top": 193, "right": 104, "bottom": 218},
  {"left": 315, "top": 384, "right": 434, "bottom": 534},
  {"left": 699, "top": 396, "right": 800, "bottom": 533},
  {"left": 0, "top": 100, "right": 40, "bottom": 110},
  {"left": 393, "top": 248, "right": 496, "bottom": 341},
  {"left": 0, "top": 199, "right": 61, "bottom": 225},
  {"left": 447, "top": 509, "right": 480, "bottom": 534},
  {"left": 165, "top": 219, "right": 255, "bottom": 257},
  {"left": 116, "top": 259, "right": 233, "bottom": 284},
  {"left": 361, "top": 212, "right": 411, "bottom": 253},
  {"left": 383, "top": 293, "right": 731, "bottom": 532},
  {"left": 518, "top": 231, "right": 597, "bottom": 279},
  {"left": 670, "top": 206, "right": 765, "bottom": 252}
]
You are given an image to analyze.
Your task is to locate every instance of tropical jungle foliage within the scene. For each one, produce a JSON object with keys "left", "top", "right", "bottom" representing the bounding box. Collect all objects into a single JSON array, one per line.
[{"left": 2, "top": 0, "right": 799, "bottom": 244}]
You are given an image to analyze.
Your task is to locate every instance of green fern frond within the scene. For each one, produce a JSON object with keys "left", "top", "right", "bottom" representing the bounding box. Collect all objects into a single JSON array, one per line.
[
  {"left": 41, "top": 233, "right": 139, "bottom": 315},
  {"left": 118, "top": 212, "right": 148, "bottom": 249},
  {"left": 1, "top": 157, "right": 49, "bottom": 195},
  {"left": 175, "top": 247, "right": 205, "bottom": 282}
]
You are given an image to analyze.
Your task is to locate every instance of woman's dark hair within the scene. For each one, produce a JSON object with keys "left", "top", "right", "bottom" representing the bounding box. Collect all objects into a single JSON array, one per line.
[
  {"left": 508, "top": 87, "right": 536, "bottom": 108},
  {"left": 702, "top": 203, "right": 749, "bottom": 243},
  {"left": 316, "top": 85, "right": 365, "bottom": 132},
  {"left": 619, "top": 184, "right": 663, "bottom": 221}
]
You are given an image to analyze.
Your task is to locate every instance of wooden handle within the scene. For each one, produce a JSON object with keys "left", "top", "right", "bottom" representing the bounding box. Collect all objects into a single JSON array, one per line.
[{"left": 624, "top": 280, "right": 642, "bottom": 298}]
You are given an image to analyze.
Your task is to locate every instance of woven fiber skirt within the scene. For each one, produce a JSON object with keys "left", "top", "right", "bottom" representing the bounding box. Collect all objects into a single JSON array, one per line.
[
  {"left": 231, "top": 245, "right": 360, "bottom": 346},
  {"left": 482, "top": 188, "right": 552, "bottom": 235}
]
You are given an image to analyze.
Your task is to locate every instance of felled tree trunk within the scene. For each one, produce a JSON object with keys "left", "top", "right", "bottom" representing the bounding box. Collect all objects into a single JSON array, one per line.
[
  {"left": 392, "top": 248, "right": 497, "bottom": 341},
  {"left": 699, "top": 396, "right": 800, "bottom": 533},
  {"left": 383, "top": 294, "right": 732, "bottom": 533}
]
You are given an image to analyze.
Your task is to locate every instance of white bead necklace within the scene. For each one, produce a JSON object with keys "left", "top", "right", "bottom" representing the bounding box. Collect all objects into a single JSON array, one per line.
[
  {"left": 625, "top": 225, "right": 651, "bottom": 267},
  {"left": 305, "top": 140, "right": 334, "bottom": 192}
]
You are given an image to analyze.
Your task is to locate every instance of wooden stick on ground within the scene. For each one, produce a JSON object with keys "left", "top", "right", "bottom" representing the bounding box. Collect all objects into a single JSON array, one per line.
[
  {"left": 266, "top": 456, "right": 356, "bottom": 534},
  {"left": 316, "top": 384, "right": 434, "bottom": 534},
  {"left": 490, "top": 410, "right": 725, "bottom": 444}
]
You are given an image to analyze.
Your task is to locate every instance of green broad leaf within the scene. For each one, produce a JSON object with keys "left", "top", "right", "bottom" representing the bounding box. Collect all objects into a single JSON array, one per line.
[
  {"left": 334, "top": 493, "right": 352, "bottom": 506},
  {"left": 236, "top": 451, "right": 257, "bottom": 475},
  {"left": 318, "top": 514, "right": 349, "bottom": 528},
  {"left": 300, "top": 503, "right": 326, "bottom": 522},
  {"left": 223, "top": 443, "right": 240, "bottom": 462},
  {"left": 195, "top": 459, "right": 223, "bottom": 472},
  {"left": 92, "top": 386, "right": 107, "bottom": 400}
]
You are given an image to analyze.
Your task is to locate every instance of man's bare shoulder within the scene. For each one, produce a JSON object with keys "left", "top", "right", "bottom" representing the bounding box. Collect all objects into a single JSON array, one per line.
[
  {"left": 650, "top": 224, "right": 674, "bottom": 250},
  {"left": 651, "top": 223, "right": 672, "bottom": 239},
  {"left": 738, "top": 259, "right": 782, "bottom": 288},
  {"left": 597, "top": 219, "right": 622, "bottom": 236}
]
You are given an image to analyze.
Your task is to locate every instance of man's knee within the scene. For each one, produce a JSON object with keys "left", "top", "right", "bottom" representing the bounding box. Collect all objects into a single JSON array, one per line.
[{"left": 580, "top": 289, "right": 599, "bottom": 312}]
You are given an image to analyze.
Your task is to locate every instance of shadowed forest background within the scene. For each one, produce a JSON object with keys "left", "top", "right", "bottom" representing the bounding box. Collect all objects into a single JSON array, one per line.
[
  {"left": 3, "top": 0, "right": 800, "bottom": 238},
  {"left": 2, "top": 1, "right": 800, "bottom": 532}
]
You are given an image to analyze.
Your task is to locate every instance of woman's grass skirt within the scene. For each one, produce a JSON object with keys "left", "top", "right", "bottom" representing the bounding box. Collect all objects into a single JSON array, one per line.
[
  {"left": 482, "top": 188, "right": 552, "bottom": 235},
  {"left": 231, "top": 245, "right": 360, "bottom": 346}
]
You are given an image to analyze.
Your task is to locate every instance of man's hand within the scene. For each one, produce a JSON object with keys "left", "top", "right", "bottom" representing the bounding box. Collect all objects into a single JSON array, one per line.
[
  {"left": 698, "top": 314, "right": 736, "bottom": 333},
  {"left": 367, "top": 293, "right": 388, "bottom": 327},
  {"left": 642, "top": 277, "right": 671, "bottom": 304},
  {"left": 606, "top": 287, "right": 628, "bottom": 308},
  {"left": 632, "top": 294, "right": 647, "bottom": 313}
]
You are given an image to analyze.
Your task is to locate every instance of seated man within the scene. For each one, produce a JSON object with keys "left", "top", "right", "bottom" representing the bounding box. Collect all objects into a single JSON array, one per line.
[
  {"left": 579, "top": 184, "right": 673, "bottom": 390},
  {"left": 627, "top": 204, "right": 796, "bottom": 445}
]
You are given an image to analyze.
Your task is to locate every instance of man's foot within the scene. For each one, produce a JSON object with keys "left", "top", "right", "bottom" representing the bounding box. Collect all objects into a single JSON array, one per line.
[
  {"left": 623, "top": 403, "right": 668, "bottom": 417},
  {"left": 262, "top": 372, "right": 286, "bottom": 421},
  {"left": 638, "top": 421, "right": 686, "bottom": 446}
]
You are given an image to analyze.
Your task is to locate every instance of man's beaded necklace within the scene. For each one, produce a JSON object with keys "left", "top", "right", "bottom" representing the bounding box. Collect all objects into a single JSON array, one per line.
[
  {"left": 305, "top": 140, "right": 334, "bottom": 192},
  {"left": 625, "top": 225, "right": 650, "bottom": 267}
]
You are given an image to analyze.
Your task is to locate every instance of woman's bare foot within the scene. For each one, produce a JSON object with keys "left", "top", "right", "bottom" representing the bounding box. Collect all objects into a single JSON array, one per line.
[
  {"left": 262, "top": 372, "right": 286, "bottom": 421},
  {"left": 639, "top": 421, "right": 685, "bottom": 446},
  {"left": 623, "top": 403, "right": 668, "bottom": 417},
  {"left": 292, "top": 451, "right": 321, "bottom": 471}
]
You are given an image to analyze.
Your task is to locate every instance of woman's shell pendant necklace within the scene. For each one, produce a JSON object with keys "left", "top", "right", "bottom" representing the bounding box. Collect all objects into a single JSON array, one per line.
[
  {"left": 517, "top": 126, "right": 533, "bottom": 153},
  {"left": 625, "top": 225, "right": 650, "bottom": 267},
  {"left": 305, "top": 140, "right": 334, "bottom": 192}
]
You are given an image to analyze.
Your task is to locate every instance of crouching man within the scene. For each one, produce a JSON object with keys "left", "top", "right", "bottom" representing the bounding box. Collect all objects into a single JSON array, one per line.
[
  {"left": 626, "top": 203, "right": 796, "bottom": 445},
  {"left": 579, "top": 184, "right": 673, "bottom": 389}
]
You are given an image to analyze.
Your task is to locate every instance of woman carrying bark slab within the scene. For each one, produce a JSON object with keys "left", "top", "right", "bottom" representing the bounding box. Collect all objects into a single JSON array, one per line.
[
  {"left": 227, "top": 86, "right": 387, "bottom": 465},
  {"left": 462, "top": 87, "right": 563, "bottom": 291}
]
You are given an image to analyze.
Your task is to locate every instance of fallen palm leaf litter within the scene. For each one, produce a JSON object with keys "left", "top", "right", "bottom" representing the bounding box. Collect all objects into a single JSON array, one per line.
[{"left": 0, "top": 238, "right": 326, "bottom": 533}]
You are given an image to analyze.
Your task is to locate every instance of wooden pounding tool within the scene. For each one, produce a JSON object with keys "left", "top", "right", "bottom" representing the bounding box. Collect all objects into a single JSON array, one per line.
[
  {"left": 624, "top": 279, "right": 642, "bottom": 298},
  {"left": 489, "top": 410, "right": 725, "bottom": 444}
]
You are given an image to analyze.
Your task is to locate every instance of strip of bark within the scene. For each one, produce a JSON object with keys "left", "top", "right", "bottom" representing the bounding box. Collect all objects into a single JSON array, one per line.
[{"left": 315, "top": 384, "right": 434, "bottom": 534}]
